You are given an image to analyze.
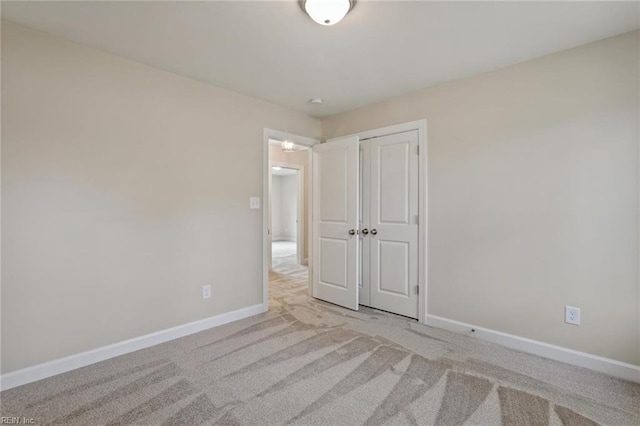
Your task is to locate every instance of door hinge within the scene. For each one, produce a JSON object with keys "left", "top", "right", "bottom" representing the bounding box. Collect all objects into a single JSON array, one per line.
[
  {"left": 415, "top": 286, "right": 420, "bottom": 295},
  {"left": 415, "top": 215, "right": 419, "bottom": 225},
  {"left": 417, "top": 145, "right": 420, "bottom": 155}
]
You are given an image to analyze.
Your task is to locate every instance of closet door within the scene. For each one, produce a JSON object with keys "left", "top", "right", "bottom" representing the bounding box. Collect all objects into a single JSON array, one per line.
[
  {"left": 311, "top": 136, "right": 360, "bottom": 310},
  {"left": 369, "top": 131, "right": 419, "bottom": 318}
]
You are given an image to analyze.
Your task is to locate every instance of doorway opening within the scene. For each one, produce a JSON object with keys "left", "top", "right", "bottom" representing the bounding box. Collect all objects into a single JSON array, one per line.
[
  {"left": 270, "top": 165, "right": 304, "bottom": 276},
  {"left": 262, "top": 130, "right": 318, "bottom": 313},
  {"left": 262, "top": 121, "right": 427, "bottom": 324}
]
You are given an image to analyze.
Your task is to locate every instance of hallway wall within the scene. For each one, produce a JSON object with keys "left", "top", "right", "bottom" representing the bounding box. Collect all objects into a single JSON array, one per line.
[{"left": 272, "top": 174, "right": 298, "bottom": 241}]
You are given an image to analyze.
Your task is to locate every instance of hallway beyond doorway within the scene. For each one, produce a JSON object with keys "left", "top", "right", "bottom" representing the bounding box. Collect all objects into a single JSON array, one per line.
[
  {"left": 272, "top": 240, "right": 296, "bottom": 258},
  {"left": 271, "top": 241, "right": 308, "bottom": 279}
]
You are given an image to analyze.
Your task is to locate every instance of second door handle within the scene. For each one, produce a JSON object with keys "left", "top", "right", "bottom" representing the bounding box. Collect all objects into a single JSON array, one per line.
[{"left": 359, "top": 228, "right": 377, "bottom": 236}]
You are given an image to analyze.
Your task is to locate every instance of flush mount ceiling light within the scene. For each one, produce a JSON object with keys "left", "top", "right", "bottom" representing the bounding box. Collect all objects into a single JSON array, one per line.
[
  {"left": 281, "top": 141, "right": 296, "bottom": 152},
  {"left": 299, "top": 0, "right": 356, "bottom": 26},
  {"left": 272, "top": 166, "right": 282, "bottom": 171}
]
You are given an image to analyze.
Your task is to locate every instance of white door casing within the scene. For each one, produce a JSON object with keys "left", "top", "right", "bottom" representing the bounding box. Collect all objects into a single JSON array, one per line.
[
  {"left": 359, "top": 142, "right": 371, "bottom": 307},
  {"left": 312, "top": 136, "right": 360, "bottom": 311}
]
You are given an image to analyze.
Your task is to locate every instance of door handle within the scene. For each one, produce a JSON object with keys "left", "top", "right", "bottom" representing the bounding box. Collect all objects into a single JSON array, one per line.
[
  {"left": 370, "top": 229, "right": 378, "bottom": 236},
  {"left": 348, "top": 229, "right": 356, "bottom": 236},
  {"left": 361, "top": 228, "right": 369, "bottom": 235}
]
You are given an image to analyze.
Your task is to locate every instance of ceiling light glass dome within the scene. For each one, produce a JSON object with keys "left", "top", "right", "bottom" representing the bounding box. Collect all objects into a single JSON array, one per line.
[{"left": 302, "top": 0, "right": 354, "bottom": 26}]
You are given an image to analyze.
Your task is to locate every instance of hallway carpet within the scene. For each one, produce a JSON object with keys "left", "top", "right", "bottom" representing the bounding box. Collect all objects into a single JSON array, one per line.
[
  {"left": 272, "top": 241, "right": 297, "bottom": 259},
  {"left": 271, "top": 248, "right": 308, "bottom": 281},
  {"left": 1, "top": 271, "right": 639, "bottom": 425}
]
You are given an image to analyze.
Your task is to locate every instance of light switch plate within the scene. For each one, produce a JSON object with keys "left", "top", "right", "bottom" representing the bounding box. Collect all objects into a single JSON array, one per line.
[
  {"left": 202, "top": 285, "right": 211, "bottom": 300},
  {"left": 250, "top": 197, "right": 261, "bottom": 209}
]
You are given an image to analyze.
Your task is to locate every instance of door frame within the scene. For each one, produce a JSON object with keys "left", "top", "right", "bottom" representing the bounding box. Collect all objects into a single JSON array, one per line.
[
  {"left": 270, "top": 161, "right": 305, "bottom": 266},
  {"left": 327, "top": 119, "right": 428, "bottom": 324},
  {"left": 262, "top": 129, "right": 319, "bottom": 312}
]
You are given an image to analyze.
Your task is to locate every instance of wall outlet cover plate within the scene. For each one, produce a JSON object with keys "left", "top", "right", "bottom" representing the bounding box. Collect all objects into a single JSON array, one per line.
[{"left": 565, "top": 305, "right": 580, "bottom": 325}]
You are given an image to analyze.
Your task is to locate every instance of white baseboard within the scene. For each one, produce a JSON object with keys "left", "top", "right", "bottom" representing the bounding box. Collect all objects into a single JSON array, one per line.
[
  {"left": 0, "top": 304, "right": 264, "bottom": 391},
  {"left": 426, "top": 315, "right": 640, "bottom": 383}
]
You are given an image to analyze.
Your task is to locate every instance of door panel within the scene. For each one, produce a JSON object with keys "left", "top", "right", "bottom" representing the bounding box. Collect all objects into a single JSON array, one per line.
[
  {"left": 369, "top": 131, "right": 419, "bottom": 318},
  {"left": 312, "top": 137, "right": 359, "bottom": 310},
  {"left": 378, "top": 241, "right": 409, "bottom": 296},
  {"left": 319, "top": 149, "right": 348, "bottom": 223},
  {"left": 319, "top": 238, "right": 348, "bottom": 288},
  {"left": 379, "top": 142, "right": 410, "bottom": 224}
]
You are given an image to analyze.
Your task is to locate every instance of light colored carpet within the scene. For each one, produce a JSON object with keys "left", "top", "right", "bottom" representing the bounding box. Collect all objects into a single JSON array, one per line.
[
  {"left": 1, "top": 269, "right": 639, "bottom": 425},
  {"left": 271, "top": 252, "right": 308, "bottom": 281},
  {"left": 272, "top": 241, "right": 297, "bottom": 258}
]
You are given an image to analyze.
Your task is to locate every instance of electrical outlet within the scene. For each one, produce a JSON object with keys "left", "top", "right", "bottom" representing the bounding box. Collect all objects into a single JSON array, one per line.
[
  {"left": 565, "top": 305, "right": 580, "bottom": 325},
  {"left": 202, "top": 285, "right": 212, "bottom": 300},
  {"left": 249, "top": 197, "right": 260, "bottom": 209}
]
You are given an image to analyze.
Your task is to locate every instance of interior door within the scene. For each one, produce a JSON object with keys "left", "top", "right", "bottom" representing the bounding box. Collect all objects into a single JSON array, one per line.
[
  {"left": 368, "top": 130, "right": 419, "bottom": 318},
  {"left": 312, "top": 136, "right": 359, "bottom": 310}
]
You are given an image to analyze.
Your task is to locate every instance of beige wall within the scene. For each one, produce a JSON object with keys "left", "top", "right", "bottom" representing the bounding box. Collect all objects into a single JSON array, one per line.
[
  {"left": 269, "top": 145, "right": 310, "bottom": 260},
  {"left": 323, "top": 31, "right": 640, "bottom": 365},
  {"left": 1, "top": 22, "right": 321, "bottom": 373},
  {"left": 3, "top": 20, "right": 638, "bottom": 374}
]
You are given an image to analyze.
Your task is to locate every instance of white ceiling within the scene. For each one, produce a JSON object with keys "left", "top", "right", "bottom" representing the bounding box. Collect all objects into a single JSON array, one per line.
[{"left": 3, "top": 1, "right": 639, "bottom": 117}]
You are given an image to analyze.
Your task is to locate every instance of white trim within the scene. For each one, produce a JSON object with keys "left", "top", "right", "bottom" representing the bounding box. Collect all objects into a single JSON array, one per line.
[
  {"left": 427, "top": 314, "right": 640, "bottom": 383},
  {"left": 296, "top": 165, "right": 304, "bottom": 265},
  {"left": 0, "top": 304, "right": 263, "bottom": 391},
  {"left": 417, "top": 121, "right": 428, "bottom": 325},
  {"left": 335, "top": 120, "right": 427, "bottom": 143},
  {"left": 262, "top": 129, "right": 319, "bottom": 313},
  {"left": 306, "top": 147, "right": 313, "bottom": 297},
  {"left": 328, "top": 120, "right": 428, "bottom": 324}
]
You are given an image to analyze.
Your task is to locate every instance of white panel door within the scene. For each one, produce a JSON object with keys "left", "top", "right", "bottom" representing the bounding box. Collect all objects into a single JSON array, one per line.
[
  {"left": 312, "top": 136, "right": 359, "bottom": 310},
  {"left": 369, "top": 131, "right": 419, "bottom": 318}
]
